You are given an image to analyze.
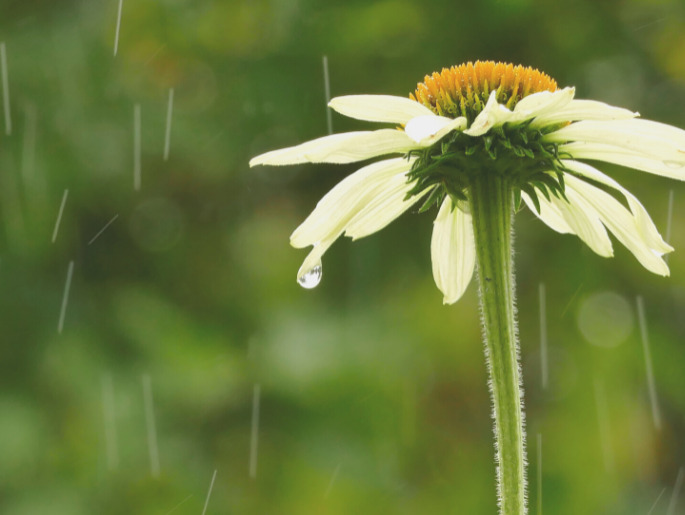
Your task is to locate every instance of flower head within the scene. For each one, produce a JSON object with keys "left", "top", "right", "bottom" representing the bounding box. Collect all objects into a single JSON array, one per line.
[{"left": 250, "top": 61, "right": 681, "bottom": 303}]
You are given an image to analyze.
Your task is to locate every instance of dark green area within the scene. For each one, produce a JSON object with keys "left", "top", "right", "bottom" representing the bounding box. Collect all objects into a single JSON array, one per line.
[{"left": 2, "top": 0, "right": 685, "bottom": 513}]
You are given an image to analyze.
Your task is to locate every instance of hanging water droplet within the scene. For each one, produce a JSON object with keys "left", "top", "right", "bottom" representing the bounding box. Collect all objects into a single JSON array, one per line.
[{"left": 298, "top": 262, "right": 322, "bottom": 289}]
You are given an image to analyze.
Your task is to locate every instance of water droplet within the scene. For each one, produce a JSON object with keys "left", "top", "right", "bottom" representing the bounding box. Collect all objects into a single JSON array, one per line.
[
  {"left": 664, "top": 160, "right": 684, "bottom": 169},
  {"left": 298, "top": 262, "right": 322, "bottom": 289}
]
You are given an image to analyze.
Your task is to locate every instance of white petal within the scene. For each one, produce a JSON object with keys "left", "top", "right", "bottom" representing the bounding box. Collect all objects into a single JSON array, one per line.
[
  {"left": 513, "top": 87, "right": 575, "bottom": 121},
  {"left": 290, "top": 157, "right": 413, "bottom": 248},
  {"left": 561, "top": 159, "right": 672, "bottom": 253},
  {"left": 249, "top": 129, "right": 416, "bottom": 166},
  {"left": 564, "top": 175, "right": 670, "bottom": 275},
  {"left": 328, "top": 95, "right": 436, "bottom": 125},
  {"left": 618, "top": 118, "right": 685, "bottom": 146},
  {"left": 404, "top": 115, "right": 467, "bottom": 145},
  {"left": 431, "top": 197, "right": 476, "bottom": 304},
  {"left": 463, "top": 91, "right": 514, "bottom": 136},
  {"left": 343, "top": 173, "right": 429, "bottom": 240},
  {"left": 546, "top": 119, "right": 685, "bottom": 162},
  {"left": 525, "top": 186, "right": 613, "bottom": 257},
  {"left": 464, "top": 88, "right": 575, "bottom": 136},
  {"left": 530, "top": 99, "right": 637, "bottom": 127},
  {"left": 560, "top": 141, "right": 685, "bottom": 181},
  {"left": 522, "top": 192, "right": 573, "bottom": 234}
]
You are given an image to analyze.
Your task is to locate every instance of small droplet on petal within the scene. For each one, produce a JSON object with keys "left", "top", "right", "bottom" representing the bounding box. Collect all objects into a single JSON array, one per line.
[
  {"left": 298, "top": 262, "right": 322, "bottom": 289},
  {"left": 664, "top": 160, "right": 684, "bottom": 169}
]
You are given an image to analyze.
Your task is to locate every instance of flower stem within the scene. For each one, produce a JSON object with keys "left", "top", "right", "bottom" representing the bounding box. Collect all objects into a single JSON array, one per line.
[{"left": 469, "top": 174, "right": 526, "bottom": 515}]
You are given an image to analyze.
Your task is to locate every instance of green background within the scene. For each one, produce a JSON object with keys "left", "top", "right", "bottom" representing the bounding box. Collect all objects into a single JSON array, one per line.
[{"left": 2, "top": 0, "right": 685, "bottom": 513}]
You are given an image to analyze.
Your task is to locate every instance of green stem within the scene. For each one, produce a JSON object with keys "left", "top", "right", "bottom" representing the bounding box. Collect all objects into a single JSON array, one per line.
[{"left": 469, "top": 174, "right": 526, "bottom": 515}]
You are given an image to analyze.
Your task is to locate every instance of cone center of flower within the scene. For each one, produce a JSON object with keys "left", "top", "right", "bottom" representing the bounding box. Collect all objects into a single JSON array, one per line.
[{"left": 411, "top": 61, "right": 557, "bottom": 122}]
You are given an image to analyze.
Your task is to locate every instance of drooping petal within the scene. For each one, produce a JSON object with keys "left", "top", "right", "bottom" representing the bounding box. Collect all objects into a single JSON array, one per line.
[
  {"left": 522, "top": 192, "right": 573, "bottom": 234},
  {"left": 404, "top": 115, "right": 467, "bottom": 145},
  {"left": 530, "top": 99, "right": 637, "bottom": 128},
  {"left": 560, "top": 141, "right": 685, "bottom": 181},
  {"left": 513, "top": 87, "right": 575, "bottom": 121},
  {"left": 329, "top": 95, "right": 436, "bottom": 125},
  {"left": 463, "top": 91, "right": 514, "bottom": 136},
  {"left": 561, "top": 159, "right": 672, "bottom": 253},
  {"left": 249, "top": 129, "right": 416, "bottom": 166},
  {"left": 524, "top": 185, "right": 614, "bottom": 257},
  {"left": 564, "top": 175, "right": 671, "bottom": 275},
  {"left": 292, "top": 158, "right": 416, "bottom": 282},
  {"left": 430, "top": 197, "right": 476, "bottom": 304},
  {"left": 290, "top": 157, "right": 413, "bottom": 248},
  {"left": 343, "top": 173, "right": 430, "bottom": 240},
  {"left": 464, "top": 88, "right": 575, "bottom": 136},
  {"left": 545, "top": 119, "right": 685, "bottom": 162}
]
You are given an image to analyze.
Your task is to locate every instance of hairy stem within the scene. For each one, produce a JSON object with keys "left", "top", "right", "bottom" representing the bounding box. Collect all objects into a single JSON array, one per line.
[{"left": 469, "top": 174, "right": 526, "bottom": 515}]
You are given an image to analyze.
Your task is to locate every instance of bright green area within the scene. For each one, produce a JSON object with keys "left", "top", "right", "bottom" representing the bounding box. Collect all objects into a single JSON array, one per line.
[{"left": 2, "top": 0, "right": 685, "bottom": 513}]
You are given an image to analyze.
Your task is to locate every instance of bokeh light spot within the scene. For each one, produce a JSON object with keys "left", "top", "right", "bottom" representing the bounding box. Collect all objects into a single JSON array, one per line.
[{"left": 577, "top": 291, "right": 634, "bottom": 347}]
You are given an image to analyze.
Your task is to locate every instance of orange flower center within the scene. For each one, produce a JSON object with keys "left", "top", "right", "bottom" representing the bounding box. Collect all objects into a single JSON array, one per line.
[{"left": 411, "top": 61, "right": 558, "bottom": 121}]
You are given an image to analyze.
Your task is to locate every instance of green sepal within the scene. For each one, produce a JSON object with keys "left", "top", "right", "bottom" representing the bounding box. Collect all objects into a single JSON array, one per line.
[
  {"left": 514, "top": 189, "right": 522, "bottom": 211},
  {"left": 418, "top": 186, "right": 444, "bottom": 213},
  {"left": 522, "top": 184, "right": 541, "bottom": 213},
  {"left": 531, "top": 181, "right": 551, "bottom": 202}
]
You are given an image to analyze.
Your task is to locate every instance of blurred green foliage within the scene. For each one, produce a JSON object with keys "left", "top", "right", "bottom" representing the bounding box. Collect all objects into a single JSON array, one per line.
[{"left": 2, "top": 0, "right": 685, "bottom": 513}]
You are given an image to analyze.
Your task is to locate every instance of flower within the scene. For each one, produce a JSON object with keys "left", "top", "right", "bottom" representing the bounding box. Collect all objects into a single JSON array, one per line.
[{"left": 250, "top": 61, "right": 681, "bottom": 303}]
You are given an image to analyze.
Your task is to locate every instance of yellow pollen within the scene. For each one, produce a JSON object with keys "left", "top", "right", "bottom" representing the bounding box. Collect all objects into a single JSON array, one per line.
[{"left": 411, "top": 61, "right": 558, "bottom": 120}]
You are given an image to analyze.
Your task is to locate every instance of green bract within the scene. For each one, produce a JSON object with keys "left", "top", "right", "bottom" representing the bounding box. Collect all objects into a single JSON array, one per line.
[{"left": 406, "top": 121, "right": 571, "bottom": 215}]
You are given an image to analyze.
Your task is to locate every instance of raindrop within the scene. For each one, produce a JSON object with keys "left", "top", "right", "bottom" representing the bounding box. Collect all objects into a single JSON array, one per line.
[
  {"left": 141, "top": 374, "right": 160, "bottom": 478},
  {"left": 322, "top": 55, "right": 332, "bottom": 135},
  {"left": 649, "top": 487, "right": 667, "bottom": 515},
  {"left": 163, "top": 88, "right": 174, "bottom": 161},
  {"left": 133, "top": 103, "right": 141, "bottom": 191},
  {"left": 1, "top": 42, "right": 11, "bottom": 135},
  {"left": 57, "top": 260, "right": 75, "bottom": 334},
  {"left": 201, "top": 469, "right": 217, "bottom": 515},
  {"left": 668, "top": 467, "right": 685, "bottom": 515},
  {"left": 636, "top": 296, "right": 661, "bottom": 431},
  {"left": 324, "top": 463, "right": 342, "bottom": 499},
  {"left": 88, "top": 214, "right": 119, "bottom": 246},
  {"left": 51, "top": 189, "right": 69, "bottom": 244},
  {"left": 249, "top": 384, "right": 260, "bottom": 479},
  {"left": 113, "top": 0, "right": 123, "bottom": 57},
  {"left": 539, "top": 283, "right": 548, "bottom": 390},
  {"left": 298, "top": 262, "right": 322, "bottom": 289}
]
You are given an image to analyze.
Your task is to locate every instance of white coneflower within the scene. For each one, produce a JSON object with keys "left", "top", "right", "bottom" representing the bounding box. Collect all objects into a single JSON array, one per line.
[
  {"left": 251, "top": 61, "right": 678, "bottom": 303},
  {"left": 250, "top": 61, "right": 683, "bottom": 515}
]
